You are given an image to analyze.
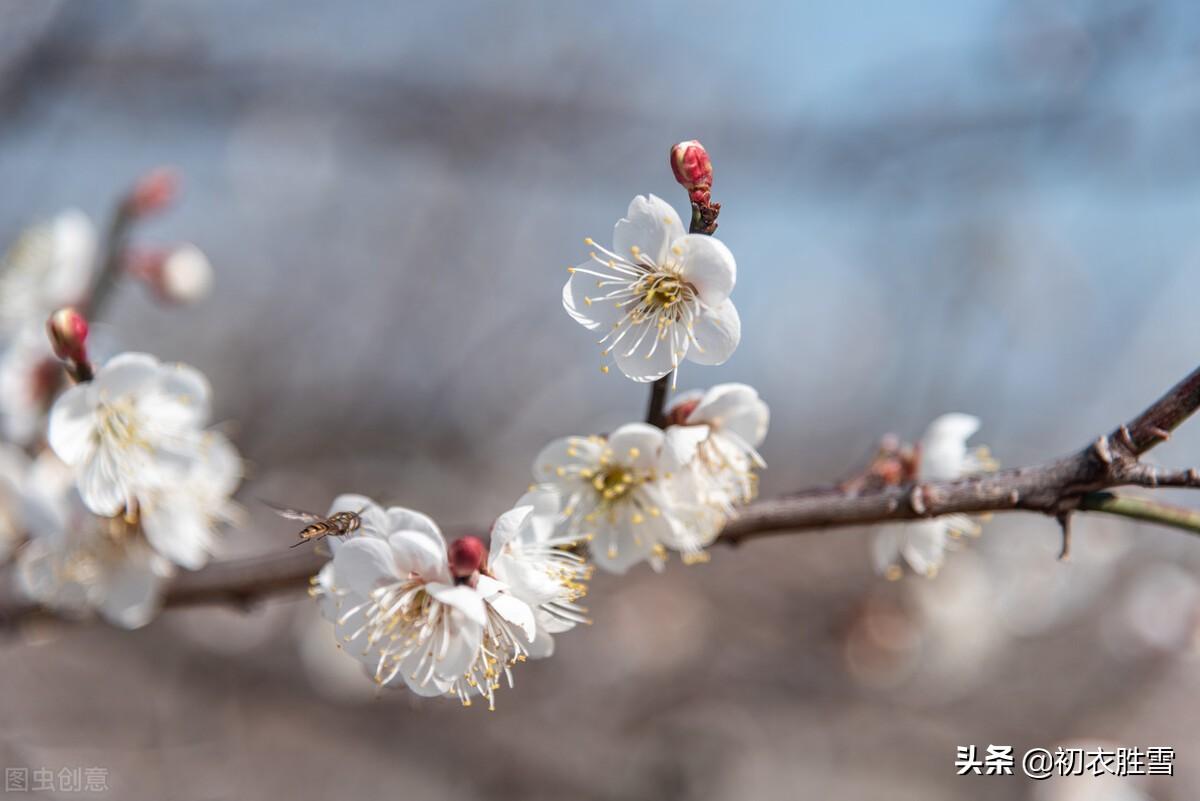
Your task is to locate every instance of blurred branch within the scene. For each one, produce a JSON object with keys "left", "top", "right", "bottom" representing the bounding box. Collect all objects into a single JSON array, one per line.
[{"left": 5, "top": 359, "right": 1200, "bottom": 627}]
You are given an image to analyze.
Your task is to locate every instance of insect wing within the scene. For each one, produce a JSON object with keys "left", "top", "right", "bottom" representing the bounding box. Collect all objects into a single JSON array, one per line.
[{"left": 261, "top": 499, "right": 323, "bottom": 524}]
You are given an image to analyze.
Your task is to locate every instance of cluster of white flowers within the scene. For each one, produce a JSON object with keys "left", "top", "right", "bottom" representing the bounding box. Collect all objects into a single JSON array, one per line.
[
  {"left": 311, "top": 494, "right": 589, "bottom": 709},
  {"left": 530, "top": 382, "right": 768, "bottom": 574},
  {"left": 0, "top": 210, "right": 97, "bottom": 445},
  {"left": 872, "top": 413, "right": 996, "bottom": 579},
  {"left": 310, "top": 190, "right": 768, "bottom": 705},
  {"left": 12, "top": 352, "right": 242, "bottom": 626},
  {"left": 0, "top": 196, "right": 232, "bottom": 627}
]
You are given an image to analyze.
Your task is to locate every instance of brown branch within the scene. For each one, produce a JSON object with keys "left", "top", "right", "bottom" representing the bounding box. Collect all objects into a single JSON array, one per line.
[{"left": 3, "top": 360, "right": 1198, "bottom": 627}]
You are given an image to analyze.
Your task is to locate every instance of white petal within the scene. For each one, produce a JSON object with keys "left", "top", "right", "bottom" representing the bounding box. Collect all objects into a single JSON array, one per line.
[
  {"left": 607, "top": 423, "right": 665, "bottom": 471},
  {"left": 92, "top": 353, "right": 162, "bottom": 398},
  {"left": 901, "top": 520, "right": 949, "bottom": 575},
  {"left": 98, "top": 550, "right": 170, "bottom": 629},
  {"left": 488, "top": 592, "right": 537, "bottom": 642},
  {"left": 141, "top": 499, "right": 212, "bottom": 570},
  {"left": 332, "top": 537, "right": 400, "bottom": 595},
  {"left": 613, "top": 320, "right": 678, "bottom": 382},
  {"left": 46, "top": 384, "right": 96, "bottom": 466},
  {"left": 872, "top": 526, "right": 903, "bottom": 573},
  {"left": 663, "top": 424, "right": 711, "bottom": 470},
  {"left": 513, "top": 486, "right": 562, "bottom": 544},
  {"left": 919, "top": 413, "right": 981, "bottom": 481},
  {"left": 387, "top": 530, "right": 450, "bottom": 583},
  {"left": 77, "top": 447, "right": 129, "bottom": 517},
  {"left": 533, "top": 435, "right": 604, "bottom": 482},
  {"left": 562, "top": 271, "right": 623, "bottom": 330},
  {"left": 157, "top": 362, "right": 212, "bottom": 427},
  {"left": 613, "top": 194, "right": 685, "bottom": 265},
  {"left": 489, "top": 505, "right": 532, "bottom": 554},
  {"left": 426, "top": 582, "right": 488, "bottom": 627},
  {"left": 688, "top": 300, "right": 741, "bottom": 366},
  {"left": 694, "top": 383, "right": 769, "bottom": 447},
  {"left": 676, "top": 234, "right": 736, "bottom": 306},
  {"left": 526, "top": 627, "right": 556, "bottom": 659},
  {"left": 589, "top": 512, "right": 656, "bottom": 574},
  {"left": 385, "top": 506, "right": 445, "bottom": 549}
]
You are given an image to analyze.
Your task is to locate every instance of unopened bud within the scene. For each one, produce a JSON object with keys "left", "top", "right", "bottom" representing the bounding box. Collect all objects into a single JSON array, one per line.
[
  {"left": 670, "top": 139, "right": 713, "bottom": 204},
  {"left": 46, "top": 307, "right": 89, "bottom": 364},
  {"left": 665, "top": 398, "right": 701, "bottom": 427},
  {"left": 126, "top": 167, "right": 178, "bottom": 217},
  {"left": 448, "top": 535, "right": 487, "bottom": 579},
  {"left": 161, "top": 244, "right": 213, "bottom": 304},
  {"left": 127, "top": 244, "right": 214, "bottom": 305}
]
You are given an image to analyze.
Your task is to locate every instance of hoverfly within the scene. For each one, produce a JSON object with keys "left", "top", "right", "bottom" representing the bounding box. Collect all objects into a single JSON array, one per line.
[{"left": 263, "top": 501, "right": 363, "bottom": 548}]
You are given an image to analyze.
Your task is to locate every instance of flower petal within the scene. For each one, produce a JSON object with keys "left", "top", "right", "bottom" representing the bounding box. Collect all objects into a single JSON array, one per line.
[
  {"left": 607, "top": 423, "right": 665, "bottom": 471},
  {"left": 385, "top": 506, "right": 445, "bottom": 550},
  {"left": 613, "top": 194, "right": 685, "bottom": 266},
  {"left": 663, "top": 424, "right": 710, "bottom": 470},
  {"left": 93, "top": 353, "right": 161, "bottom": 398},
  {"left": 141, "top": 498, "right": 212, "bottom": 570},
  {"left": 98, "top": 548, "right": 170, "bottom": 630},
  {"left": 688, "top": 299, "right": 741, "bottom": 366},
  {"left": 533, "top": 435, "right": 605, "bottom": 482},
  {"left": 920, "top": 413, "right": 981, "bottom": 481},
  {"left": 488, "top": 591, "right": 537, "bottom": 642},
  {"left": 694, "top": 383, "right": 769, "bottom": 447},
  {"left": 332, "top": 537, "right": 400, "bottom": 595},
  {"left": 901, "top": 520, "right": 949, "bottom": 575},
  {"left": 613, "top": 320, "right": 678, "bottom": 382},
  {"left": 427, "top": 582, "right": 488, "bottom": 627},
  {"left": 387, "top": 530, "right": 450, "bottom": 583},
  {"left": 563, "top": 271, "right": 624, "bottom": 331},
  {"left": 46, "top": 384, "right": 96, "bottom": 466},
  {"left": 676, "top": 234, "right": 736, "bottom": 306},
  {"left": 489, "top": 504, "right": 532, "bottom": 556}
]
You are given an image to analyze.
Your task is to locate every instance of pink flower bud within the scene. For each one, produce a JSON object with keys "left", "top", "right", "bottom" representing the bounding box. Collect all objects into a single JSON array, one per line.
[
  {"left": 45, "top": 307, "right": 89, "bottom": 364},
  {"left": 448, "top": 535, "right": 487, "bottom": 579},
  {"left": 670, "top": 139, "right": 713, "bottom": 204},
  {"left": 127, "top": 167, "right": 179, "bottom": 217}
]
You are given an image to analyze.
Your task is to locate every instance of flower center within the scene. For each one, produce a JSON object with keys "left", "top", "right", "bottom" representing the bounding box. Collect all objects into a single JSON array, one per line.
[
  {"left": 95, "top": 399, "right": 147, "bottom": 451},
  {"left": 592, "top": 466, "right": 637, "bottom": 503}
]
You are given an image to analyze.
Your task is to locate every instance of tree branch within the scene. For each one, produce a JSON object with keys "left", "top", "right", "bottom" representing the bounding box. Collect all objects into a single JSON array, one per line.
[{"left": 4, "top": 362, "right": 1200, "bottom": 627}]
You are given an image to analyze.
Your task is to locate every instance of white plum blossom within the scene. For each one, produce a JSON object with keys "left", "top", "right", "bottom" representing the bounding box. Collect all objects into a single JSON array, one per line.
[
  {"left": 47, "top": 352, "right": 213, "bottom": 517},
  {"left": 312, "top": 495, "right": 488, "bottom": 697},
  {"left": 137, "top": 431, "right": 242, "bottom": 569},
  {"left": 0, "top": 209, "right": 97, "bottom": 335},
  {"left": 533, "top": 422, "right": 723, "bottom": 573},
  {"left": 873, "top": 413, "right": 996, "bottom": 579},
  {"left": 563, "top": 194, "right": 739, "bottom": 384},
  {"left": 15, "top": 453, "right": 173, "bottom": 628},
  {"left": 664, "top": 383, "right": 769, "bottom": 510},
  {"left": 487, "top": 489, "right": 591, "bottom": 659}
]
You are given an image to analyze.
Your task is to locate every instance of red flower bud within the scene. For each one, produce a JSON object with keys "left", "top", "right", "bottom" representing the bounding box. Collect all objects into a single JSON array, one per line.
[
  {"left": 127, "top": 167, "right": 179, "bottom": 218},
  {"left": 448, "top": 535, "right": 487, "bottom": 579},
  {"left": 670, "top": 139, "right": 713, "bottom": 204},
  {"left": 665, "top": 398, "right": 701, "bottom": 427},
  {"left": 46, "top": 307, "right": 89, "bottom": 364}
]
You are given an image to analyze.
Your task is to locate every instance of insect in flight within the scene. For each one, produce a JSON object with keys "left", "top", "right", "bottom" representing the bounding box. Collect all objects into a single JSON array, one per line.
[{"left": 262, "top": 501, "right": 364, "bottom": 548}]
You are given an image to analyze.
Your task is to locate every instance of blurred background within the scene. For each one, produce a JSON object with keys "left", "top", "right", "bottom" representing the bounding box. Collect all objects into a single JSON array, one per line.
[{"left": 2, "top": 0, "right": 1200, "bottom": 798}]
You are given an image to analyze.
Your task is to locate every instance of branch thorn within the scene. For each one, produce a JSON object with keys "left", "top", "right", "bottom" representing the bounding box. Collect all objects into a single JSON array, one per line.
[{"left": 1056, "top": 511, "right": 1072, "bottom": 561}]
